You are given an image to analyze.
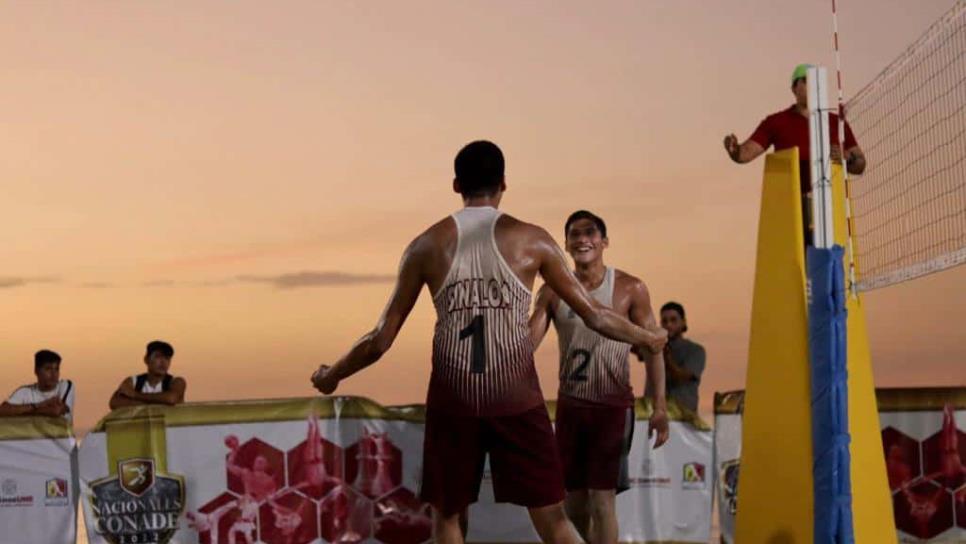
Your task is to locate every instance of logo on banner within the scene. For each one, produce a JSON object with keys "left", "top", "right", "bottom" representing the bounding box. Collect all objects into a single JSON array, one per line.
[
  {"left": 0, "top": 477, "right": 33, "bottom": 507},
  {"left": 120, "top": 459, "right": 155, "bottom": 497},
  {"left": 89, "top": 458, "right": 185, "bottom": 544},
  {"left": 44, "top": 478, "right": 69, "bottom": 506},
  {"left": 681, "top": 462, "right": 706, "bottom": 490},
  {"left": 628, "top": 457, "right": 671, "bottom": 488},
  {"left": 719, "top": 459, "right": 740, "bottom": 514}
]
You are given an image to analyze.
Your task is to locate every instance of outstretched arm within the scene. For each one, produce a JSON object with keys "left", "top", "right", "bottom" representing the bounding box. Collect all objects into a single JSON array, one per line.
[
  {"left": 628, "top": 280, "right": 669, "bottom": 448},
  {"left": 723, "top": 134, "right": 766, "bottom": 164},
  {"left": 535, "top": 230, "right": 666, "bottom": 353},
  {"left": 226, "top": 445, "right": 245, "bottom": 478},
  {"left": 528, "top": 284, "right": 555, "bottom": 350},
  {"left": 312, "top": 239, "right": 426, "bottom": 394}
]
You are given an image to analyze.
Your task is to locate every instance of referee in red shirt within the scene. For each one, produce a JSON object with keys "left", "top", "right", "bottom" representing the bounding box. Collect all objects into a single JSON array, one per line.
[{"left": 723, "top": 64, "right": 866, "bottom": 244}]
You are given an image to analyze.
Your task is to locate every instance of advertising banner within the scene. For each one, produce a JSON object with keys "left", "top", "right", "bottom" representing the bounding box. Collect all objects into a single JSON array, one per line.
[
  {"left": 714, "top": 388, "right": 966, "bottom": 543},
  {"left": 0, "top": 417, "right": 78, "bottom": 544},
  {"left": 78, "top": 396, "right": 712, "bottom": 544}
]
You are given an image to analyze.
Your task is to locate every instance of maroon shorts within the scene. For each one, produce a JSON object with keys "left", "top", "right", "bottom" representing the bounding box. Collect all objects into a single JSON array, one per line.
[
  {"left": 419, "top": 404, "right": 566, "bottom": 516},
  {"left": 554, "top": 395, "right": 635, "bottom": 492}
]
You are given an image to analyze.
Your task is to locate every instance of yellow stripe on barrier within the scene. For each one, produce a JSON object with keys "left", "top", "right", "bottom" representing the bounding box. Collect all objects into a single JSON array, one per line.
[
  {"left": 0, "top": 416, "right": 73, "bottom": 441},
  {"left": 92, "top": 395, "right": 711, "bottom": 433}
]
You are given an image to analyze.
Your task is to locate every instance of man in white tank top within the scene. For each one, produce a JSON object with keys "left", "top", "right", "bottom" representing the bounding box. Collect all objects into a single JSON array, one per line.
[
  {"left": 311, "top": 141, "right": 666, "bottom": 544},
  {"left": 109, "top": 340, "right": 186, "bottom": 409},
  {"left": 0, "top": 350, "right": 75, "bottom": 422},
  {"left": 530, "top": 211, "right": 669, "bottom": 544}
]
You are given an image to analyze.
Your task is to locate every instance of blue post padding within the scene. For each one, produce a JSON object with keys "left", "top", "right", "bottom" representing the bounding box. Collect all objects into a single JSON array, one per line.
[{"left": 807, "top": 245, "right": 854, "bottom": 544}]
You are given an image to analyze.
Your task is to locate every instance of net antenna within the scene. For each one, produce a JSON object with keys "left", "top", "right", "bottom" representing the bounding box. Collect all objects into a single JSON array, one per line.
[{"left": 831, "top": 0, "right": 861, "bottom": 297}]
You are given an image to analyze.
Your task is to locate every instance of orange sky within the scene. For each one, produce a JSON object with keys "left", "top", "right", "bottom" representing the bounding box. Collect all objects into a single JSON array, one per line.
[{"left": 1, "top": 1, "right": 963, "bottom": 433}]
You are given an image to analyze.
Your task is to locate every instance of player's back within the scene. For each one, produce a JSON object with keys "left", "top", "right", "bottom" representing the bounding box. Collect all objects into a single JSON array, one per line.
[{"left": 427, "top": 206, "right": 543, "bottom": 416}]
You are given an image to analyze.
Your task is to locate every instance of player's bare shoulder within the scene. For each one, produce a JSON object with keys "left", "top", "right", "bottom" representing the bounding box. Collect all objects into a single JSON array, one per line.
[
  {"left": 409, "top": 216, "right": 457, "bottom": 259},
  {"left": 495, "top": 213, "right": 555, "bottom": 252},
  {"left": 498, "top": 214, "right": 558, "bottom": 281},
  {"left": 407, "top": 215, "right": 461, "bottom": 292},
  {"left": 614, "top": 268, "right": 651, "bottom": 298}
]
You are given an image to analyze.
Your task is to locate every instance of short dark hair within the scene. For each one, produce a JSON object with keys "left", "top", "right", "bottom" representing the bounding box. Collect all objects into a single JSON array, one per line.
[
  {"left": 661, "top": 301, "right": 685, "bottom": 319},
  {"left": 454, "top": 140, "right": 505, "bottom": 197},
  {"left": 34, "top": 350, "right": 61, "bottom": 370},
  {"left": 145, "top": 340, "right": 174, "bottom": 359},
  {"left": 564, "top": 210, "right": 607, "bottom": 239}
]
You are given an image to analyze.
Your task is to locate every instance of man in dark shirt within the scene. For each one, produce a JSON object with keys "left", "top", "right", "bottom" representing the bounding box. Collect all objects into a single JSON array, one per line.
[{"left": 646, "top": 302, "right": 705, "bottom": 413}]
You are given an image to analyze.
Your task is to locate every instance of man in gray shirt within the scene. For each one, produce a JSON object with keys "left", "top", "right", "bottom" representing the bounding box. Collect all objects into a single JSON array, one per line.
[{"left": 649, "top": 302, "right": 705, "bottom": 413}]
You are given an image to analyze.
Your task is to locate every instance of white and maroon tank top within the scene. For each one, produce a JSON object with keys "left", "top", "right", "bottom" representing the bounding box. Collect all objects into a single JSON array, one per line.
[
  {"left": 555, "top": 267, "right": 634, "bottom": 406},
  {"left": 429, "top": 206, "right": 543, "bottom": 416}
]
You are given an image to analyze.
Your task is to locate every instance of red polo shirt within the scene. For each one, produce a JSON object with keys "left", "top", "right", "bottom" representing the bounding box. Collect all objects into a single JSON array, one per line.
[
  {"left": 749, "top": 105, "right": 858, "bottom": 160},
  {"left": 749, "top": 105, "right": 858, "bottom": 194}
]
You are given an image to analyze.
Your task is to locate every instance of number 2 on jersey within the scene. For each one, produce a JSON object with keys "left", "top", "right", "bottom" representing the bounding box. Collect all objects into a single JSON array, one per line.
[
  {"left": 459, "top": 315, "right": 487, "bottom": 374},
  {"left": 568, "top": 349, "right": 592, "bottom": 381}
]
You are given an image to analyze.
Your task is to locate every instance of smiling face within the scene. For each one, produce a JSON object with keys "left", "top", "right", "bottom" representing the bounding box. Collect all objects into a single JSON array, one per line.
[{"left": 565, "top": 217, "right": 608, "bottom": 266}]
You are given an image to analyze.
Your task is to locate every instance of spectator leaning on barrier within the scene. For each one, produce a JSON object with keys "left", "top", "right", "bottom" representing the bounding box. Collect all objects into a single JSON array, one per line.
[
  {"left": 0, "top": 350, "right": 75, "bottom": 422},
  {"left": 722, "top": 63, "right": 866, "bottom": 245},
  {"left": 109, "top": 340, "right": 186, "bottom": 409},
  {"left": 646, "top": 302, "right": 705, "bottom": 413}
]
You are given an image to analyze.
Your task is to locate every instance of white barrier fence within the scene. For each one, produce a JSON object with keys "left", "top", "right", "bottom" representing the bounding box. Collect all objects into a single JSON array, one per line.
[
  {"left": 715, "top": 388, "right": 966, "bottom": 543},
  {"left": 0, "top": 417, "right": 78, "bottom": 544},
  {"left": 71, "top": 396, "right": 711, "bottom": 544}
]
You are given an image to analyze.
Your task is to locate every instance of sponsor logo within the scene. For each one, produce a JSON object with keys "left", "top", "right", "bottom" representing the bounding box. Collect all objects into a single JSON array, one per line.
[
  {"left": 682, "top": 462, "right": 706, "bottom": 490},
  {"left": 89, "top": 458, "right": 185, "bottom": 544},
  {"left": 0, "top": 477, "right": 33, "bottom": 507},
  {"left": 45, "top": 478, "right": 69, "bottom": 506},
  {"left": 628, "top": 458, "right": 671, "bottom": 488},
  {"left": 119, "top": 459, "right": 155, "bottom": 498},
  {"left": 720, "top": 459, "right": 740, "bottom": 515}
]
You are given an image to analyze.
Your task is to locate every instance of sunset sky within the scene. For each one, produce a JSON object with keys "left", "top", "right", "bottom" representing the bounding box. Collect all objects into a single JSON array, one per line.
[{"left": 2, "top": 0, "right": 963, "bottom": 434}]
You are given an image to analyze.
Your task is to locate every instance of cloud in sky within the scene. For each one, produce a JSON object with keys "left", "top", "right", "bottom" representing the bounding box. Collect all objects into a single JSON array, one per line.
[
  {"left": 236, "top": 271, "right": 395, "bottom": 289},
  {"left": 0, "top": 277, "right": 60, "bottom": 289}
]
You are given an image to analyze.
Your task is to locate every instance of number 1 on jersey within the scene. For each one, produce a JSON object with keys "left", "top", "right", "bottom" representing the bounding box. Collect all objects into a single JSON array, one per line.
[{"left": 459, "top": 315, "right": 487, "bottom": 374}]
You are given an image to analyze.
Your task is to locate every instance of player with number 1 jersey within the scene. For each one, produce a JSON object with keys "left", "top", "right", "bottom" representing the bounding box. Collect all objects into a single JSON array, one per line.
[{"left": 311, "top": 141, "right": 666, "bottom": 544}]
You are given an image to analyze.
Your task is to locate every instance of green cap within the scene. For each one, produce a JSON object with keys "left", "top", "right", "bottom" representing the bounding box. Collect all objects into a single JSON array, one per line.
[{"left": 791, "top": 64, "right": 812, "bottom": 84}]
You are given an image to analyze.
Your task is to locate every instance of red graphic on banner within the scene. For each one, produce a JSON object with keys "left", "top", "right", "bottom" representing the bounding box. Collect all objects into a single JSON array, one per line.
[
  {"left": 346, "top": 430, "right": 402, "bottom": 499},
  {"left": 375, "top": 488, "right": 433, "bottom": 544},
  {"left": 188, "top": 414, "right": 432, "bottom": 544},
  {"left": 882, "top": 404, "right": 966, "bottom": 539}
]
